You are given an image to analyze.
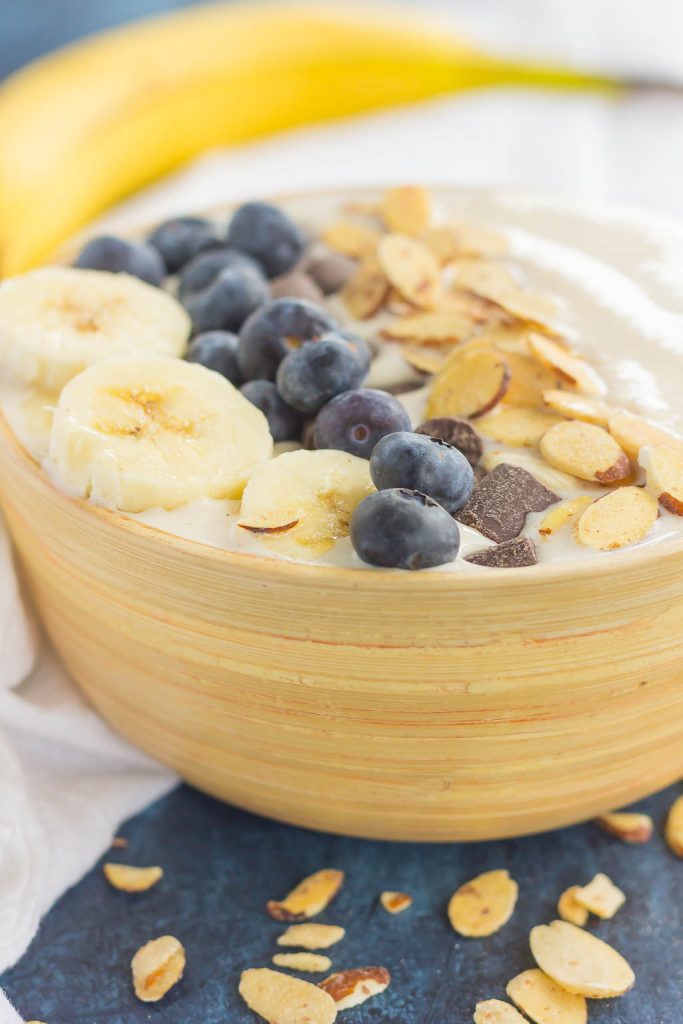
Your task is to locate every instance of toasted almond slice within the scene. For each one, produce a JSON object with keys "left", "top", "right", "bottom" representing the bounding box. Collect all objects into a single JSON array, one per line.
[
  {"left": 381, "top": 310, "right": 473, "bottom": 345},
  {"left": 609, "top": 412, "right": 683, "bottom": 459},
  {"left": 529, "top": 920, "right": 634, "bottom": 999},
  {"left": 277, "top": 924, "right": 346, "bottom": 951},
  {"left": 380, "top": 185, "right": 431, "bottom": 235},
  {"left": 502, "top": 353, "right": 564, "bottom": 408},
  {"left": 640, "top": 443, "right": 683, "bottom": 514},
  {"left": 483, "top": 450, "right": 580, "bottom": 493},
  {"left": 506, "top": 968, "right": 587, "bottom": 1024},
  {"left": 426, "top": 348, "right": 510, "bottom": 420},
  {"left": 379, "top": 890, "right": 412, "bottom": 914},
  {"left": 452, "top": 260, "right": 556, "bottom": 325},
  {"left": 543, "top": 389, "right": 618, "bottom": 426},
  {"left": 540, "top": 421, "right": 631, "bottom": 483},
  {"left": 273, "top": 953, "right": 332, "bottom": 973},
  {"left": 529, "top": 335, "right": 604, "bottom": 396},
  {"left": 104, "top": 863, "right": 163, "bottom": 893},
  {"left": 267, "top": 869, "right": 344, "bottom": 921},
  {"left": 451, "top": 222, "right": 508, "bottom": 257},
  {"left": 477, "top": 406, "right": 565, "bottom": 447},
  {"left": 319, "top": 967, "right": 390, "bottom": 1010},
  {"left": 422, "top": 226, "right": 460, "bottom": 264},
  {"left": 557, "top": 887, "right": 589, "bottom": 927},
  {"left": 238, "top": 516, "right": 300, "bottom": 536},
  {"left": 574, "top": 873, "right": 625, "bottom": 919},
  {"left": 402, "top": 345, "right": 453, "bottom": 375},
  {"left": 444, "top": 290, "right": 513, "bottom": 327},
  {"left": 341, "top": 258, "right": 390, "bottom": 320},
  {"left": 111, "top": 836, "right": 128, "bottom": 848},
  {"left": 665, "top": 794, "right": 683, "bottom": 857},
  {"left": 377, "top": 234, "right": 441, "bottom": 307},
  {"left": 322, "top": 220, "right": 381, "bottom": 258},
  {"left": 575, "top": 487, "right": 658, "bottom": 550},
  {"left": 448, "top": 869, "right": 518, "bottom": 938},
  {"left": 474, "top": 999, "right": 528, "bottom": 1023},
  {"left": 240, "top": 968, "right": 337, "bottom": 1024},
  {"left": 131, "top": 935, "right": 185, "bottom": 1003},
  {"left": 538, "top": 497, "right": 593, "bottom": 538},
  {"left": 597, "top": 811, "right": 654, "bottom": 844}
]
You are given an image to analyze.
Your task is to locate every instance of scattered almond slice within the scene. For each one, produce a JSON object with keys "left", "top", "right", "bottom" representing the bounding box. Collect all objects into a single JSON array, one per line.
[
  {"left": 609, "top": 412, "right": 683, "bottom": 459},
  {"left": 506, "top": 968, "right": 587, "bottom": 1024},
  {"left": 475, "top": 325, "right": 532, "bottom": 354},
  {"left": 426, "top": 348, "right": 510, "bottom": 419},
  {"left": 341, "top": 258, "right": 389, "bottom": 319},
  {"left": 240, "top": 968, "right": 337, "bottom": 1024},
  {"left": 103, "top": 863, "right": 163, "bottom": 893},
  {"left": 529, "top": 334, "right": 605, "bottom": 397},
  {"left": 267, "top": 869, "right": 345, "bottom": 921},
  {"left": 380, "top": 185, "right": 431, "bottom": 235},
  {"left": 273, "top": 953, "right": 332, "bottom": 973},
  {"left": 422, "top": 225, "right": 460, "bottom": 264},
  {"left": 543, "top": 389, "right": 618, "bottom": 427},
  {"left": 477, "top": 406, "right": 565, "bottom": 447},
  {"left": 402, "top": 345, "right": 453, "bottom": 375},
  {"left": 448, "top": 869, "right": 518, "bottom": 938},
  {"left": 381, "top": 310, "right": 473, "bottom": 345},
  {"left": 665, "top": 794, "right": 683, "bottom": 857},
  {"left": 443, "top": 290, "right": 513, "bottom": 327},
  {"left": 474, "top": 999, "right": 528, "bottom": 1023},
  {"left": 277, "top": 924, "right": 346, "bottom": 951},
  {"left": 377, "top": 233, "right": 441, "bottom": 307},
  {"left": 597, "top": 811, "right": 654, "bottom": 844},
  {"left": 640, "top": 443, "right": 683, "bottom": 514},
  {"left": 379, "top": 890, "right": 412, "bottom": 914},
  {"left": 575, "top": 487, "right": 659, "bottom": 550},
  {"left": 483, "top": 450, "right": 580, "bottom": 492},
  {"left": 574, "top": 873, "right": 625, "bottom": 919},
  {"left": 322, "top": 220, "right": 381, "bottom": 258},
  {"left": 557, "top": 887, "right": 589, "bottom": 927},
  {"left": 502, "top": 353, "right": 565, "bottom": 408},
  {"left": 131, "top": 935, "right": 185, "bottom": 1003},
  {"left": 451, "top": 221, "right": 508, "bottom": 257},
  {"left": 529, "top": 920, "right": 635, "bottom": 999},
  {"left": 538, "top": 497, "right": 593, "bottom": 538},
  {"left": 539, "top": 421, "right": 631, "bottom": 483},
  {"left": 111, "top": 836, "right": 128, "bottom": 848},
  {"left": 452, "top": 259, "right": 556, "bottom": 325},
  {"left": 319, "top": 967, "right": 390, "bottom": 1010}
]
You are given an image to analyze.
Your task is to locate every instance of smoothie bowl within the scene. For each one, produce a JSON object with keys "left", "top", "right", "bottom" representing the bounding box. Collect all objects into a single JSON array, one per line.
[{"left": 1, "top": 185, "right": 683, "bottom": 841}]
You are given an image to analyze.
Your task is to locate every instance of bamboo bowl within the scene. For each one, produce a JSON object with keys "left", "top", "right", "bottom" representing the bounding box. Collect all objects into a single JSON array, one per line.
[{"left": 2, "top": 188, "right": 683, "bottom": 841}]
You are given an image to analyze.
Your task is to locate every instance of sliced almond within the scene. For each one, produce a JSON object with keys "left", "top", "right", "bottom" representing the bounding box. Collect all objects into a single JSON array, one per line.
[
  {"left": 380, "top": 185, "right": 431, "bottom": 235},
  {"left": 452, "top": 260, "right": 556, "bottom": 325},
  {"left": 451, "top": 221, "right": 508, "bottom": 258},
  {"left": 665, "top": 794, "right": 683, "bottom": 857},
  {"left": 448, "top": 869, "right": 518, "bottom": 938},
  {"left": 557, "top": 887, "right": 589, "bottom": 927},
  {"left": 267, "top": 869, "right": 345, "bottom": 921},
  {"left": 104, "top": 863, "right": 163, "bottom": 893},
  {"left": 597, "top": 811, "right": 654, "bottom": 844},
  {"left": 377, "top": 233, "right": 441, "bottom": 307},
  {"left": 381, "top": 310, "right": 473, "bottom": 345},
  {"left": 131, "top": 935, "right": 185, "bottom": 1003},
  {"left": 319, "top": 967, "right": 390, "bottom": 1010},
  {"left": 538, "top": 497, "right": 593, "bottom": 538},
  {"left": 477, "top": 407, "right": 565, "bottom": 447},
  {"left": 273, "top": 953, "right": 332, "bottom": 973},
  {"left": 476, "top": 325, "right": 532, "bottom": 354},
  {"left": 240, "top": 968, "right": 337, "bottom": 1024},
  {"left": 322, "top": 221, "right": 381, "bottom": 258},
  {"left": 640, "top": 443, "right": 683, "bottom": 514},
  {"left": 483, "top": 450, "right": 580, "bottom": 492},
  {"left": 422, "top": 226, "right": 460, "bottom": 264},
  {"left": 341, "top": 258, "right": 389, "bottom": 320},
  {"left": 277, "top": 924, "right": 346, "bottom": 951},
  {"left": 238, "top": 515, "right": 300, "bottom": 536},
  {"left": 529, "top": 334, "right": 604, "bottom": 396},
  {"left": 507, "top": 968, "right": 587, "bottom": 1024},
  {"left": 474, "top": 999, "right": 528, "bottom": 1023},
  {"left": 574, "top": 873, "right": 625, "bottom": 920},
  {"left": 111, "top": 836, "right": 128, "bottom": 848},
  {"left": 575, "top": 486, "right": 658, "bottom": 550},
  {"left": 530, "top": 920, "right": 634, "bottom": 999},
  {"left": 379, "top": 890, "right": 412, "bottom": 914},
  {"left": 402, "top": 345, "right": 453, "bottom": 375},
  {"left": 609, "top": 412, "right": 683, "bottom": 459},
  {"left": 543, "top": 389, "right": 618, "bottom": 427},
  {"left": 539, "top": 421, "right": 631, "bottom": 483},
  {"left": 502, "top": 353, "right": 565, "bottom": 408},
  {"left": 426, "top": 348, "right": 510, "bottom": 420},
  {"left": 443, "top": 290, "right": 514, "bottom": 327}
]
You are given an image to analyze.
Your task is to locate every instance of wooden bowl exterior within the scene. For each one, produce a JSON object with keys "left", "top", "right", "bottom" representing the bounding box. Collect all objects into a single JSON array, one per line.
[{"left": 2, "top": 414, "right": 683, "bottom": 841}]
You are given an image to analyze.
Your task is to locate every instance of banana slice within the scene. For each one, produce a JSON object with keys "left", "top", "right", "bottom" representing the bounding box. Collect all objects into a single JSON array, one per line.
[
  {"left": 49, "top": 357, "right": 272, "bottom": 512},
  {"left": 0, "top": 268, "right": 190, "bottom": 390},
  {"left": 238, "top": 449, "right": 374, "bottom": 559}
]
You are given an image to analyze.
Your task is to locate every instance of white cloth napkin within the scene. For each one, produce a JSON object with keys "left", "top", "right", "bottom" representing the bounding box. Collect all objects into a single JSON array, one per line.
[{"left": 2, "top": 3, "right": 683, "bottom": 1020}]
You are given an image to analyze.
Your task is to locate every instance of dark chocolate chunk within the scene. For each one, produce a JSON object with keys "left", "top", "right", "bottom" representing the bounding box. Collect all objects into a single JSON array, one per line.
[
  {"left": 456, "top": 463, "right": 558, "bottom": 543},
  {"left": 270, "top": 271, "right": 324, "bottom": 303},
  {"left": 307, "top": 251, "right": 356, "bottom": 294},
  {"left": 465, "top": 536, "right": 538, "bottom": 568},
  {"left": 416, "top": 417, "right": 484, "bottom": 467}
]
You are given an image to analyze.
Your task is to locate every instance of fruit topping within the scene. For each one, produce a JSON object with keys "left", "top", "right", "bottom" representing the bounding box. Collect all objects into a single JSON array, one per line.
[
  {"left": 240, "top": 380, "right": 302, "bottom": 442},
  {"left": 183, "top": 261, "right": 268, "bottom": 334},
  {"left": 369, "top": 430, "right": 474, "bottom": 514},
  {"left": 276, "top": 335, "right": 367, "bottom": 414},
  {"left": 238, "top": 298, "right": 337, "bottom": 381},
  {"left": 350, "top": 488, "right": 460, "bottom": 569},
  {"left": 314, "top": 388, "right": 411, "bottom": 459},
  {"left": 74, "top": 234, "right": 165, "bottom": 287},
  {"left": 147, "top": 215, "right": 223, "bottom": 273},
  {"left": 227, "top": 200, "right": 305, "bottom": 278},
  {"left": 185, "top": 329, "right": 243, "bottom": 385}
]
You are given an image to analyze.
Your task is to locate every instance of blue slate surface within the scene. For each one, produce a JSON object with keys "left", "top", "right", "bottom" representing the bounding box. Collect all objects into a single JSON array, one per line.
[{"left": 3, "top": 782, "right": 682, "bottom": 1023}]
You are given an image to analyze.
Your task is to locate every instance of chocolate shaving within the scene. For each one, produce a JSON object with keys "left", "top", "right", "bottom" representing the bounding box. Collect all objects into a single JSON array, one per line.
[
  {"left": 457, "top": 463, "right": 558, "bottom": 542},
  {"left": 416, "top": 417, "right": 484, "bottom": 467},
  {"left": 466, "top": 537, "right": 538, "bottom": 568}
]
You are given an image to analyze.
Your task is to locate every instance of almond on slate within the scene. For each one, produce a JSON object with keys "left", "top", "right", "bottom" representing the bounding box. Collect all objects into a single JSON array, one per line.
[
  {"left": 131, "top": 935, "right": 185, "bottom": 1003},
  {"left": 474, "top": 999, "right": 528, "bottom": 1023},
  {"left": 575, "top": 487, "right": 658, "bottom": 550},
  {"left": 448, "top": 869, "right": 518, "bottom": 938},
  {"left": 319, "top": 966, "right": 390, "bottom": 1010},
  {"left": 574, "top": 873, "right": 625, "bottom": 919},
  {"left": 272, "top": 953, "right": 332, "bottom": 973},
  {"left": 640, "top": 443, "right": 683, "bottom": 514},
  {"left": 377, "top": 233, "right": 441, "bottom": 307},
  {"left": 380, "top": 185, "right": 431, "bottom": 235},
  {"left": 466, "top": 537, "right": 537, "bottom": 568},
  {"left": 267, "top": 868, "right": 345, "bottom": 921},
  {"left": 270, "top": 271, "right": 324, "bottom": 303},
  {"left": 425, "top": 347, "right": 511, "bottom": 419},
  {"left": 597, "top": 811, "right": 654, "bottom": 844},
  {"left": 240, "top": 968, "right": 337, "bottom": 1024},
  {"left": 277, "top": 923, "right": 346, "bottom": 950},
  {"left": 342, "top": 258, "right": 390, "bottom": 319},
  {"left": 416, "top": 417, "right": 484, "bottom": 467},
  {"left": 456, "top": 463, "right": 558, "bottom": 543},
  {"left": 506, "top": 968, "right": 587, "bottom": 1024},
  {"left": 529, "top": 920, "right": 635, "bottom": 999},
  {"left": 103, "top": 863, "right": 163, "bottom": 893},
  {"left": 540, "top": 420, "right": 631, "bottom": 483},
  {"left": 557, "top": 887, "right": 589, "bottom": 927},
  {"left": 665, "top": 794, "right": 683, "bottom": 857},
  {"left": 379, "top": 890, "right": 412, "bottom": 914}
]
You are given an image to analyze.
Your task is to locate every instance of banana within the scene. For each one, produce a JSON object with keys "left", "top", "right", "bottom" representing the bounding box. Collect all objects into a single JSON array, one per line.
[
  {"left": 48, "top": 356, "right": 272, "bottom": 512},
  {"left": 238, "top": 448, "right": 374, "bottom": 559},
  {"left": 0, "top": 4, "right": 616, "bottom": 274},
  {"left": 0, "top": 267, "right": 190, "bottom": 390}
]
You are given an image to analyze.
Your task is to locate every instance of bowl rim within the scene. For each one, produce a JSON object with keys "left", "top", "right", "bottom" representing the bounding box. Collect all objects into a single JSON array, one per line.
[{"left": 3, "top": 182, "right": 683, "bottom": 591}]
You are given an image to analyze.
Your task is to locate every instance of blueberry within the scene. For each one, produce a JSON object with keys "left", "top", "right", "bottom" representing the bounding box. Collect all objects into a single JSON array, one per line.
[
  {"left": 370, "top": 431, "right": 474, "bottom": 514},
  {"left": 351, "top": 489, "right": 460, "bottom": 569},
  {"left": 313, "top": 388, "right": 411, "bottom": 459},
  {"left": 227, "top": 201, "right": 305, "bottom": 278},
  {"left": 184, "top": 264, "right": 268, "bottom": 334},
  {"left": 73, "top": 235, "right": 165, "bottom": 287},
  {"left": 276, "top": 337, "right": 367, "bottom": 414},
  {"left": 177, "top": 248, "right": 263, "bottom": 302},
  {"left": 238, "top": 298, "right": 337, "bottom": 381},
  {"left": 240, "top": 380, "right": 301, "bottom": 442},
  {"left": 336, "top": 329, "right": 373, "bottom": 374},
  {"left": 185, "top": 330, "right": 242, "bottom": 386},
  {"left": 147, "top": 216, "right": 224, "bottom": 273}
]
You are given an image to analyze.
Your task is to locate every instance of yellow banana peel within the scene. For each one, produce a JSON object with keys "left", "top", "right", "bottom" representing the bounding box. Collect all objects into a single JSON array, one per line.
[{"left": 0, "top": 2, "right": 618, "bottom": 275}]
